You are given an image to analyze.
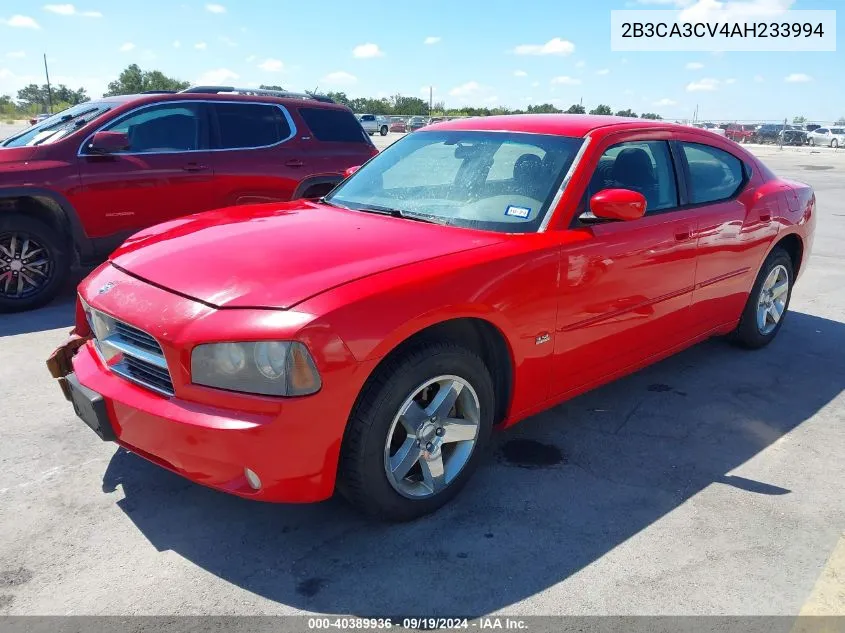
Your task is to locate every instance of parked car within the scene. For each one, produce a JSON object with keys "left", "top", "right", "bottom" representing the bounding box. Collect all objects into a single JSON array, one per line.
[
  {"left": 725, "top": 124, "right": 755, "bottom": 144},
  {"left": 780, "top": 129, "right": 808, "bottom": 146},
  {"left": 406, "top": 116, "right": 428, "bottom": 132},
  {"left": 805, "top": 124, "right": 822, "bottom": 132},
  {"left": 807, "top": 127, "right": 845, "bottom": 148},
  {"left": 48, "top": 114, "right": 815, "bottom": 521},
  {"left": 388, "top": 116, "right": 407, "bottom": 133},
  {"left": 691, "top": 122, "right": 726, "bottom": 137},
  {"left": 0, "top": 86, "right": 377, "bottom": 311},
  {"left": 753, "top": 124, "right": 788, "bottom": 144},
  {"left": 357, "top": 113, "right": 389, "bottom": 136},
  {"left": 29, "top": 113, "right": 51, "bottom": 126}
]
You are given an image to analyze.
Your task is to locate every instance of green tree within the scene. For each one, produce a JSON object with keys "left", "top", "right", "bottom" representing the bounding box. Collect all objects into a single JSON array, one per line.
[
  {"left": 792, "top": 115, "right": 807, "bottom": 125},
  {"left": 104, "top": 64, "right": 190, "bottom": 96},
  {"left": 836, "top": 117, "right": 845, "bottom": 126},
  {"left": 565, "top": 104, "right": 586, "bottom": 114},
  {"left": 325, "top": 91, "right": 351, "bottom": 108},
  {"left": 589, "top": 104, "right": 612, "bottom": 115},
  {"left": 259, "top": 84, "right": 285, "bottom": 91},
  {"left": 526, "top": 103, "right": 562, "bottom": 114},
  {"left": 615, "top": 108, "right": 638, "bottom": 118},
  {"left": 640, "top": 112, "right": 662, "bottom": 120},
  {"left": 391, "top": 94, "right": 429, "bottom": 115}
]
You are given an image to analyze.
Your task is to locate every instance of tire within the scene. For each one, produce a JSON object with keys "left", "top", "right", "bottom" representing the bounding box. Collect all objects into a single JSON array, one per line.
[
  {"left": 380, "top": 126, "right": 388, "bottom": 136},
  {"left": 0, "top": 213, "right": 70, "bottom": 313},
  {"left": 729, "top": 247, "right": 793, "bottom": 349},
  {"left": 810, "top": 138, "right": 815, "bottom": 146},
  {"left": 832, "top": 139, "right": 839, "bottom": 149},
  {"left": 368, "top": 132, "right": 374, "bottom": 136},
  {"left": 338, "top": 342, "right": 495, "bottom": 521}
]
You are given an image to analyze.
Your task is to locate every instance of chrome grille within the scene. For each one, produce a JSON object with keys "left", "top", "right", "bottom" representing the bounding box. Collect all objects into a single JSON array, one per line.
[{"left": 85, "top": 305, "right": 175, "bottom": 397}]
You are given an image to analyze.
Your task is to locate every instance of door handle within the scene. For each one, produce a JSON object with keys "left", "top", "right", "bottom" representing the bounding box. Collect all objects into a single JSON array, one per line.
[
  {"left": 285, "top": 159, "right": 304, "bottom": 168},
  {"left": 182, "top": 163, "right": 209, "bottom": 172}
]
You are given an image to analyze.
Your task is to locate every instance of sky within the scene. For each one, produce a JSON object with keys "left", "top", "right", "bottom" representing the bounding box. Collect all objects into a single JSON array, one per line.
[{"left": 0, "top": 0, "right": 842, "bottom": 122}]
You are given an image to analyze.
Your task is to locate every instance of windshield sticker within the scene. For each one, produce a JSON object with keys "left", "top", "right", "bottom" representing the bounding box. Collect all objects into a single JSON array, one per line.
[{"left": 505, "top": 205, "right": 531, "bottom": 219}]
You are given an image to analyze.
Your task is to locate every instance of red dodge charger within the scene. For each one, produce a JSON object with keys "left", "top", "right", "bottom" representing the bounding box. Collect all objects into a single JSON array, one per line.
[{"left": 48, "top": 115, "right": 816, "bottom": 521}]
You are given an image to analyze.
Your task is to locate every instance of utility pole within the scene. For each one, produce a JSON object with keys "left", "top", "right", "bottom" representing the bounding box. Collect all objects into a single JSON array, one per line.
[
  {"left": 43, "top": 54, "right": 54, "bottom": 114},
  {"left": 429, "top": 86, "right": 433, "bottom": 115}
]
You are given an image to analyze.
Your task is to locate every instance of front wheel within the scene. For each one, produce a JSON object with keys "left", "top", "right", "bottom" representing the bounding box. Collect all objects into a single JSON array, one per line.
[
  {"left": 379, "top": 125, "right": 388, "bottom": 136},
  {"left": 730, "top": 247, "right": 793, "bottom": 349},
  {"left": 810, "top": 138, "right": 816, "bottom": 146},
  {"left": 338, "top": 343, "right": 494, "bottom": 521},
  {"left": 832, "top": 139, "right": 839, "bottom": 149}
]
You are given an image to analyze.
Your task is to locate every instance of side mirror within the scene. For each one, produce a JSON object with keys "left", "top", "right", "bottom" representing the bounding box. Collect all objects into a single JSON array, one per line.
[
  {"left": 589, "top": 188, "right": 647, "bottom": 221},
  {"left": 343, "top": 165, "right": 361, "bottom": 178},
  {"left": 87, "top": 131, "right": 130, "bottom": 154}
]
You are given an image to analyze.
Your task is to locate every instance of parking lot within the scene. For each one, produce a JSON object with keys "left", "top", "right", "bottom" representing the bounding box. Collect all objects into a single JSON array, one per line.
[{"left": 0, "top": 137, "right": 843, "bottom": 618}]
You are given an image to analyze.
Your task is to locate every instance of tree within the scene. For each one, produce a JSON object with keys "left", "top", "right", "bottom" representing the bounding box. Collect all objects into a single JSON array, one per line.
[
  {"left": 259, "top": 84, "right": 285, "bottom": 91},
  {"left": 640, "top": 112, "right": 662, "bottom": 120},
  {"left": 615, "top": 108, "right": 638, "bottom": 118},
  {"left": 589, "top": 104, "right": 612, "bottom": 115},
  {"left": 526, "top": 103, "right": 561, "bottom": 114},
  {"left": 104, "top": 64, "right": 190, "bottom": 96},
  {"left": 792, "top": 115, "right": 807, "bottom": 125},
  {"left": 565, "top": 104, "right": 586, "bottom": 114},
  {"left": 836, "top": 117, "right": 845, "bottom": 126},
  {"left": 390, "top": 94, "right": 428, "bottom": 115},
  {"left": 325, "top": 91, "right": 351, "bottom": 108}
]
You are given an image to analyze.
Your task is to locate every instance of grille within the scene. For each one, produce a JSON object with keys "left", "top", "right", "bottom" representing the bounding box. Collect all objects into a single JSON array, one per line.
[{"left": 89, "top": 309, "right": 175, "bottom": 397}]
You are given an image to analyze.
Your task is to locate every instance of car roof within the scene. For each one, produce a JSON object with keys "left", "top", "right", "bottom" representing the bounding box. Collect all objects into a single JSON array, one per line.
[
  {"left": 96, "top": 91, "right": 347, "bottom": 110},
  {"left": 426, "top": 114, "right": 688, "bottom": 138}
]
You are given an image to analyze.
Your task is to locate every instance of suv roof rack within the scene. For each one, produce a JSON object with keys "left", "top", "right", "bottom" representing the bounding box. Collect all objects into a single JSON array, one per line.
[{"left": 179, "top": 86, "right": 335, "bottom": 103}]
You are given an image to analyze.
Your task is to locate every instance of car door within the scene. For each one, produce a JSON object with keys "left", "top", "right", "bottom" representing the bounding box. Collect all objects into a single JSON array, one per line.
[
  {"left": 205, "top": 101, "right": 304, "bottom": 205},
  {"left": 551, "top": 135, "right": 699, "bottom": 396},
  {"left": 676, "top": 139, "right": 781, "bottom": 332},
  {"left": 75, "top": 101, "right": 217, "bottom": 241}
]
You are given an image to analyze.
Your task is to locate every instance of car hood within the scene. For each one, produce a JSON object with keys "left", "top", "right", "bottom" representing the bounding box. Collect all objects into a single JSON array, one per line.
[{"left": 109, "top": 201, "right": 504, "bottom": 309}]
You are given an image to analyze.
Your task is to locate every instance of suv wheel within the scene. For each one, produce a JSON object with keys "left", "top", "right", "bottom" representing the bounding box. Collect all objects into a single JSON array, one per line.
[
  {"left": 730, "top": 247, "right": 793, "bottom": 349},
  {"left": 380, "top": 125, "right": 388, "bottom": 136},
  {"left": 0, "top": 213, "right": 70, "bottom": 312}
]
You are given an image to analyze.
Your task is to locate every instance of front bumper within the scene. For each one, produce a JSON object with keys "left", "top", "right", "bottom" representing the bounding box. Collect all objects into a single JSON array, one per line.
[{"left": 48, "top": 336, "right": 352, "bottom": 503}]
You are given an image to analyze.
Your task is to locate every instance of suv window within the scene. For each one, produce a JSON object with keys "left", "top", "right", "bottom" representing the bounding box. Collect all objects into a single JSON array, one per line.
[
  {"left": 831, "top": 128, "right": 844, "bottom": 135},
  {"left": 588, "top": 141, "right": 678, "bottom": 214},
  {"left": 102, "top": 103, "right": 203, "bottom": 153},
  {"left": 211, "top": 103, "right": 292, "bottom": 149},
  {"left": 298, "top": 107, "right": 369, "bottom": 143},
  {"left": 681, "top": 143, "right": 745, "bottom": 204}
]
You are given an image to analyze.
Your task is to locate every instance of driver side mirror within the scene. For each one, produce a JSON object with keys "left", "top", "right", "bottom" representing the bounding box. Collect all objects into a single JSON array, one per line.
[
  {"left": 87, "top": 131, "right": 130, "bottom": 154},
  {"left": 587, "top": 188, "right": 647, "bottom": 221},
  {"left": 343, "top": 165, "right": 361, "bottom": 179}
]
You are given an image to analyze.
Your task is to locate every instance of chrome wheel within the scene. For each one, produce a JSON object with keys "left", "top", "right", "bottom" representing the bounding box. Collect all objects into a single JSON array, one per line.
[
  {"left": 0, "top": 232, "right": 53, "bottom": 300},
  {"left": 756, "top": 264, "right": 789, "bottom": 335},
  {"left": 383, "top": 375, "right": 480, "bottom": 499}
]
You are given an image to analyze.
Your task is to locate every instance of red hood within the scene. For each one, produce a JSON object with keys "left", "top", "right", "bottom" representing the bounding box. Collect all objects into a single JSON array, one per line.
[{"left": 110, "top": 201, "right": 503, "bottom": 309}]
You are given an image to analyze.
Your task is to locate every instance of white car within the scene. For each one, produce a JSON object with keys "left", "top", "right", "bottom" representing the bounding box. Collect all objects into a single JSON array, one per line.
[
  {"left": 807, "top": 127, "right": 845, "bottom": 148},
  {"left": 356, "top": 114, "right": 389, "bottom": 136}
]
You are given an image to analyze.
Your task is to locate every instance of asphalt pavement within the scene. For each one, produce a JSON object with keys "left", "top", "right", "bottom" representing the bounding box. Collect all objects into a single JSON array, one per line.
[{"left": 0, "top": 137, "right": 843, "bottom": 618}]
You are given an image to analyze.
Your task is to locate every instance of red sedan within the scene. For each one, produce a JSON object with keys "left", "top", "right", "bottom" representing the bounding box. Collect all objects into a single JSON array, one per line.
[{"left": 48, "top": 115, "right": 815, "bottom": 521}]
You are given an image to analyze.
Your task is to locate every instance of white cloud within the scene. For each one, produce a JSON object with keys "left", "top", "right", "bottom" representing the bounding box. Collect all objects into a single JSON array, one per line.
[
  {"left": 6, "top": 51, "right": 26, "bottom": 58},
  {"left": 686, "top": 77, "right": 719, "bottom": 91},
  {"left": 513, "top": 70, "right": 527, "bottom": 77},
  {"left": 196, "top": 68, "right": 238, "bottom": 84},
  {"left": 352, "top": 42, "right": 384, "bottom": 58},
  {"left": 654, "top": 98, "right": 678, "bottom": 106},
  {"left": 258, "top": 58, "right": 283, "bottom": 72},
  {"left": 551, "top": 75, "right": 582, "bottom": 85},
  {"left": 205, "top": 3, "right": 226, "bottom": 13},
  {"left": 1, "top": 15, "right": 41, "bottom": 29},
  {"left": 685, "top": 62, "right": 705, "bottom": 70},
  {"left": 119, "top": 42, "right": 135, "bottom": 52},
  {"left": 785, "top": 73, "right": 812, "bottom": 83},
  {"left": 725, "top": 77, "right": 736, "bottom": 84},
  {"left": 172, "top": 40, "right": 181, "bottom": 48},
  {"left": 531, "top": 81, "right": 540, "bottom": 88},
  {"left": 754, "top": 74, "right": 764, "bottom": 83},
  {"left": 194, "top": 42, "right": 207, "bottom": 50},
  {"left": 218, "top": 36, "right": 237, "bottom": 47},
  {"left": 575, "top": 60, "right": 586, "bottom": 68},
  {"left": 43, "top": 5, "right": 102, "bottom": 17},
  {"left": 424, "top": 36, "right": 441, "bottom": 45},
  {"left": 680, "top": 0, "right": 795, "bottom": 22},
  {"left": 596, "top": 68, "right": 610, "bottom": 75},
  {"left": 513, "top": 37, "right": 575, "bottom": 56},
  {"left": 449, "top": 81, "right": 480, "bottom": 96},
  {"left": 322, "top": 71, "right": 357, "bottom": 85}
]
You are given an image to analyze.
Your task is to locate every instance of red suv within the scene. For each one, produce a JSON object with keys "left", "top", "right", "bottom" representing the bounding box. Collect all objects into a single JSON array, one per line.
[
  {"left": 0, "top": 87, "right": 377, "bottom": 311},
  {"left": 725, "top": 124, "right": 755, "bottom": 144}
]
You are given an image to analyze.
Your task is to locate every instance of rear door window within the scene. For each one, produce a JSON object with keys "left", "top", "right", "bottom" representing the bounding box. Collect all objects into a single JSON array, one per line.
[
  {"left": 680, "top": 143, "right": 746, "bottom": 204},
  {"left": 211, "top": 102, "right": 292, "bottom": 149},
  {"left": 298, "top": 107, "right": 370, "bottom": 143}
]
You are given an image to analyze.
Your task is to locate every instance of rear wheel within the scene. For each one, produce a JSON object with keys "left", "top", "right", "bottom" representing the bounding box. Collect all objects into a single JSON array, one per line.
[
  {"left": 0, "top": 213, "right": 70, "bottom": 312},
  {"left": 832, "top": 139, "right": 839, "bottom": 149},
  {"left": 338, "top": 343, "right": 494, "bottom": 521},
  {"left": 810, "top": 138, "right": 816, "bottom": 146},
  {"left": 379, "top": 125, "right": 388, "bottom": 136},
  {"left": 730, "top": 247, "right": 793, "bottom": 349}
]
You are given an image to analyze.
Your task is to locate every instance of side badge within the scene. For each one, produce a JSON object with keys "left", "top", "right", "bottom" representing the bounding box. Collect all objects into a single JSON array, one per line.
[
  {"left": 98, "top": 281, "right": 117, "bottom": 295},
  {"left": 535, "top": 332, "right": 551, "bottom": 345}
]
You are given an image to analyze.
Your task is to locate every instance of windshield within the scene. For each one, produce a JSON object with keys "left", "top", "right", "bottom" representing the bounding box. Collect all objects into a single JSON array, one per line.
[
  {"left": 325, "top": 130, "right": 583, "bottom": 233},
  {"left": 2, "top": 102, "right": 113, "bottom": 148}
]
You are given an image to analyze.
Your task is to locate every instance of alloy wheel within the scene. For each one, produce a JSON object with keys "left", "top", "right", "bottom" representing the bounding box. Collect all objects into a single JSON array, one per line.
[
  {"left": 756, "top": 264, "right": 789, "bottom": 335},
  {"left": 383, "top": 375, "right": 480, "bottom": 499},
  {"left": 0, "top": 232, "right": 53, "bottom": 300}
]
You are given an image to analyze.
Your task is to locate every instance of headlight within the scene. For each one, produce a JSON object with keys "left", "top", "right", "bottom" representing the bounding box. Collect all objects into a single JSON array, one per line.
[{"left": 191, "top": 341, "right": 322, "bottom": 396}]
